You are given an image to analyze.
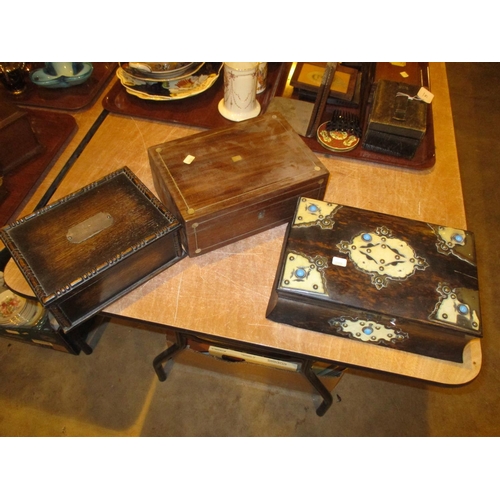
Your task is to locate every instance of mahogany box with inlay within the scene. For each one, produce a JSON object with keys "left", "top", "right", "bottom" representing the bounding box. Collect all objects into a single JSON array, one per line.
[
  {"left": 148, "top": 112, "right": 329, "bottom": 257},
  {"left": 266, "top": 197, "right": 482, "bottom": 362},
  {"left": 0, "top": 167, "right": 185, "bottom": 332}
]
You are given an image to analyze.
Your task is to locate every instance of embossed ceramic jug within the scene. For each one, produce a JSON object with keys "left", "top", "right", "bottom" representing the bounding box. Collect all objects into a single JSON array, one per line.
[{"left": 218, "top": 62, "right": 260, "bottom": 122}]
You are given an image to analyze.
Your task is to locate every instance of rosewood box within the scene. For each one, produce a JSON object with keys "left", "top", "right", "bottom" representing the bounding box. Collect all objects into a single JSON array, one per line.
[
  {"left": 266, "top": 197, "right": 482, "bottom": 362},
  {"left": 148, "top": 112, "right": 329, "bottom": 256},
  {"left": 0, "top": 167, "right": 185, "bottom": 332}
]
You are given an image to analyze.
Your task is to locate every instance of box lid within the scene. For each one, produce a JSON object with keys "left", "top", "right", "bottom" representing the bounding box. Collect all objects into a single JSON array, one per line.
[
  {"left": 274, "top": 197, "right": 481, "bottom": 338},
  {"left": 368, "top": 80, "right": 427, "bottom": 139},
  {"left": 0, "top": 167, "right": 181, "bottom": 307},
  {"left": 148, "top": 112, "right": 329, "bottom": 223}
]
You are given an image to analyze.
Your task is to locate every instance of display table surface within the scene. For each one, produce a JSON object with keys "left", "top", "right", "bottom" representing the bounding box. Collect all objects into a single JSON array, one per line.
[{"left": 3, "top": 62, "right": 481, "bottom": 386}]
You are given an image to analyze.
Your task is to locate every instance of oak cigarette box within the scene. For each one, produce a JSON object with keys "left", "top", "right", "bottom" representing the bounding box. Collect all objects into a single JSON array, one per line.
[
  {"left": 148, "top": 112, "right": 329, "bottom": 257},
  {"left": 266, "top": 197, "right": 482, "bottom": 362},
  {"left": 0, "top": 167, "right": 185, "bottom": 332}
]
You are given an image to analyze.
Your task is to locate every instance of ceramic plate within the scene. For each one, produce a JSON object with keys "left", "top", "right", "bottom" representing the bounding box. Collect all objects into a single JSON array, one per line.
[
  {"left": 0, "top": 290, "right": 44, "bottom": 326},
  {"left": 117, "top": 63, "right": 223, "bottom": 101},
  {"left": 120, "top": 62, "right": 204, "bottom": 83},
  {"left": 316, "top": 121, "right": 360, "bottom": 152},
  {"left": 30, "top": 63, "right": 94, "bottom": 88},
  {"left": 125, "top": 62, "right": 203, "bottom": 81},
  {"left": 0, "top": 289, "right": 26, "bottom": 324}
]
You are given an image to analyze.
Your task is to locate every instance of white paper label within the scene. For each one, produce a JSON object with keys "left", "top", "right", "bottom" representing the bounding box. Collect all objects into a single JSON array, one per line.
[
  {"left": 183, "top": 155, "right": 195, "bottom": 164},
  {"left": 417, "top": 87, "right": 434, "bottom": 103}
]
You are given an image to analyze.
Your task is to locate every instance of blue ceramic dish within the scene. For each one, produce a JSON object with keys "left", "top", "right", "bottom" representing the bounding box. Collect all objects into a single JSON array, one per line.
[{"left": 30, "top": 63, "right": 94, "bottom": 88}]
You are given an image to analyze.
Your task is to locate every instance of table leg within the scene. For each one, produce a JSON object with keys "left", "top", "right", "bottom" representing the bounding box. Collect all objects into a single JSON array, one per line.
[
  {"left": 150, "top": 327, "right": 345, "bottom": 416},
  {"left": 302, "top": 359, "right": 345, "bottom": 417},
  {"left": 69, "top": 333, "right": 93, "bottom": 355},
  {"left": 153, "top": 332, "right": 187, "bottom": 382}
]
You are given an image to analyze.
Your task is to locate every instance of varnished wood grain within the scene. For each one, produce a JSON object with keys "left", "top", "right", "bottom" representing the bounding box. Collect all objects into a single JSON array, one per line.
[
  {"left": 1, "top": 168, "right": 184, "bottom": 331},
  {"left": 3, "top": 63, "right": 481, "bottom": 385},
  {"left": 149, "top": 112, "right": 329, "bottom": 256}
]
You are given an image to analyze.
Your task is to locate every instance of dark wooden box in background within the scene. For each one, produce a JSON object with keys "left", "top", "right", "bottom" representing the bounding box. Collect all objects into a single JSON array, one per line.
[
  {"left": 266, "top": 197, "right": 482, "bottom": 362},
  {"left": 148, "top": 112, "right": 330, "bottom": 257},
  {"left": 0, "top": 167, "right": 185, "bottom": 332},
  {"left": 363, "top": 79, "right": 428, "bottom": 159}
]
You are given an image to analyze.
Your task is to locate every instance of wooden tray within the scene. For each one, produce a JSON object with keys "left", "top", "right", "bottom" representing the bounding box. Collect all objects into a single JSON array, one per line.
[
  {"left": 1, "top": 63, "right": 117, "bottom": 111},
  {"left": 274, "top": 62, "right": 436, "bottom": 171},
  {"left": 103, "top": 62, "right": 435, "bottom": 171},
  {"left": 0, "top": 109, "right": 77, "bottom": 227},
  {"left": 102, "top": 62, "right": 286, "bottom": 129}
]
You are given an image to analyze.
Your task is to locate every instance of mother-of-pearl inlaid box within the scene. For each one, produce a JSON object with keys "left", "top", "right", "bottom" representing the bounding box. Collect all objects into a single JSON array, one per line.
[{"left": 266, "top": 197, "right": 482, "bottom": 362}]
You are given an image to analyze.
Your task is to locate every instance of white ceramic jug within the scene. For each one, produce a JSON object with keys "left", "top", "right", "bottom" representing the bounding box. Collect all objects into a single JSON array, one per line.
[{"left": 218, "top": 62, "right": 260, "bottom": 122}]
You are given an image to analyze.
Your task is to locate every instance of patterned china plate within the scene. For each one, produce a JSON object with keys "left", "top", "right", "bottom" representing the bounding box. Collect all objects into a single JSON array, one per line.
[
  {"left": 116, "top": 62, "right": 223, "bottom": 101},
  {"left": 121, "top": 62, "right": 204, "bottom": 83},
  {"left": 0, "top": 289, "right": 44, "bottom": 326},
  {"left": 316, "top": 121, "right": 360, "bottom": 152},
  {"left": 128, "top": 62, "right": 199, "bottom": 78},
  {"left": 0, "top": 289, "right": 26, "bottom": 324}
]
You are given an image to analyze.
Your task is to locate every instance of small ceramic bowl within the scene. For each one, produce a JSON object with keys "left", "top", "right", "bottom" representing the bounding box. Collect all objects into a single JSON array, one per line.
[{"left": 30, "top": 62, "right": 93, "bottom": 88}]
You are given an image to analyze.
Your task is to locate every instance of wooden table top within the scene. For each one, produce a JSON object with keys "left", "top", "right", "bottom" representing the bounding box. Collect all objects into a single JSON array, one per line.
[{"left": 3, "top": 62, "right": 481, "bottom": 385}]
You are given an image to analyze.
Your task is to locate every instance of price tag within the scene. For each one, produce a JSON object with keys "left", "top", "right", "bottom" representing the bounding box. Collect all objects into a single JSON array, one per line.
[
  {"left": 332, "top": 256, "right": 347, "bottom": 267},
  {"left": 418, "top": 87, "right": 434, "bottom": 103}
]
